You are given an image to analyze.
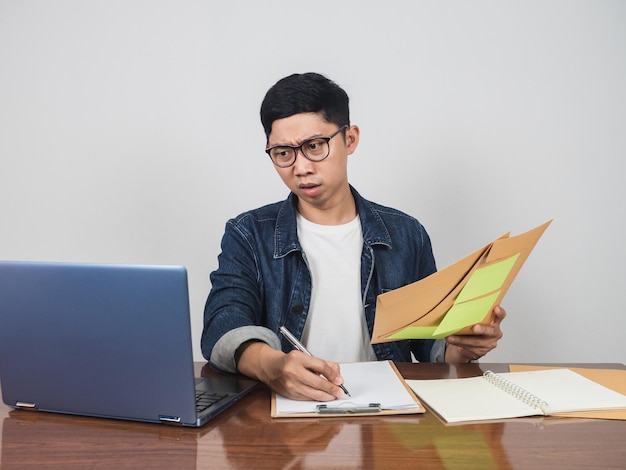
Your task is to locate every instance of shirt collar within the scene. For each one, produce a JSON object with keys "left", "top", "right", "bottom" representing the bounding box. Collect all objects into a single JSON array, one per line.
[{"left": 273, "top": 185, "right": 392, "bottom": 258}]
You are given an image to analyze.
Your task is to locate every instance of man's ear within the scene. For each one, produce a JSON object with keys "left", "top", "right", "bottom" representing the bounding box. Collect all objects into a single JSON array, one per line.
[{"left": 345, "top": 125, "right": 360, "bottom": 155}]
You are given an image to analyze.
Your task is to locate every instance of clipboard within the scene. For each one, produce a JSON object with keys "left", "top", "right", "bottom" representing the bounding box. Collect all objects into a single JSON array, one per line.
[{"left": 270, "top": 361, "right": 425, "bottom": 418}]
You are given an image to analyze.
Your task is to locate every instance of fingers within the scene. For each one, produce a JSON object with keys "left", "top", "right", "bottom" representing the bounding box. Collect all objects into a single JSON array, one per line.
[
  {"left": 272, "top": 352, "right": 347, "bottom": 401},
  {"left": 491, "top": 305, "right": 506, "bottom": 325},
  {"left": 446, "top": 335, "right": 493, "bottom": 361},
  {"left": 446, "top": 305, "right": 506, "bottom": 362},
  {"left": 472, "top": 305, "right": 506, "bottom": 334},
  {"left": 446, "top": 344, "right": 482, "bottom": 362},
  {"left": 237, "top": 341, "right": 347, "bottom": 400}
]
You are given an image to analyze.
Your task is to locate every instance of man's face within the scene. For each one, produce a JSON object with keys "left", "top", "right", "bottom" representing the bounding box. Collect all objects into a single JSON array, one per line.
[{"left": 266, "top": 112, "right": 359, "bottom": 220}]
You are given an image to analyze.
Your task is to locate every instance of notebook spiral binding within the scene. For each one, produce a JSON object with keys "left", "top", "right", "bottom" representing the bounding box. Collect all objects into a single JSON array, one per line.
[{"left": 483, "top": 370, "right": 549, "bottom": 412}]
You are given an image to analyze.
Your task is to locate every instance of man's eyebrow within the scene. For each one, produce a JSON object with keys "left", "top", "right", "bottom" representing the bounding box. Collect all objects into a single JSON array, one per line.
[{"left": 268, "top": 133, "right": 325, "bottom": 148}]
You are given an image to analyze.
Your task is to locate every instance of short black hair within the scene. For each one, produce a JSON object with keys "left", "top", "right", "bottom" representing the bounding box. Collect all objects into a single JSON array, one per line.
[{"left": 260, "top": 73, "right": 350, "bottom": 138}]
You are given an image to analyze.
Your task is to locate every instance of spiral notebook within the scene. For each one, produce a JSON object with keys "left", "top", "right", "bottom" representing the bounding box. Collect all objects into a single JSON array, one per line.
[{"left": 406, "top": 368, "right": 626, "bottom": 423}]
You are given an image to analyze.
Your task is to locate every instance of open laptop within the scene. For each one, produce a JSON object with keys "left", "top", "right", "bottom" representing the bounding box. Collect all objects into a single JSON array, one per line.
[{"left": 0, "top": 260, "right": 257, "bottom": 427}]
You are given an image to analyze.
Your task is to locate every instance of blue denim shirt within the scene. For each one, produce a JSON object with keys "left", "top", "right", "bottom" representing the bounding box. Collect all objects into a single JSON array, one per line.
[{"left": 201, "top": 186, "right": 445, "bottom": 373}]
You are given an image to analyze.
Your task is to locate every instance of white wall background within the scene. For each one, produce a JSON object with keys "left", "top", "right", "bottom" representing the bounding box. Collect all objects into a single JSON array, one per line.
[{"left": 1, "top": 0, "right": 624, "bottom": 364}]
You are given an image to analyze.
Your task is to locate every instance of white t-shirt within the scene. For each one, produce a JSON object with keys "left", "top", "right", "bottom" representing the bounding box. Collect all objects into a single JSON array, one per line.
[{"left": 297, "top": 213, "right": 377, "bottom": 363}]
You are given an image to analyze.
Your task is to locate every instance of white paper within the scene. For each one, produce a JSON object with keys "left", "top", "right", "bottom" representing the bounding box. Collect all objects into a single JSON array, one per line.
[{"left": 275, "top": 361, "right": 419, "bottom": 414}]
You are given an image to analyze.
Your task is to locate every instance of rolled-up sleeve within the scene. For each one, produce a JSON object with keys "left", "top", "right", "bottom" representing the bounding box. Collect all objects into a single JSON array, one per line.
[{"left": 210, "top": 325, "right": 282, "bottom": 373}]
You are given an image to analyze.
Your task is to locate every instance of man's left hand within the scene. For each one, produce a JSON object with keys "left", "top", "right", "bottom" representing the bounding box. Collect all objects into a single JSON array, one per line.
[{"left": 444, "top": 305, "right": 506, "bottom": 362}]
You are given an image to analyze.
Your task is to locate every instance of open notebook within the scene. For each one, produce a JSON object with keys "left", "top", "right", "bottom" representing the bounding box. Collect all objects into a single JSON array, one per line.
[{"left": 406, "top": 368, "right": 626, "bottom": 423}]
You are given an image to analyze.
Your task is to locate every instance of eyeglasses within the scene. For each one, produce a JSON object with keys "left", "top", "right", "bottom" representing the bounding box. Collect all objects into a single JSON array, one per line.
[{"left": 265, "top": 125, "right": 348, "bottom": 168}]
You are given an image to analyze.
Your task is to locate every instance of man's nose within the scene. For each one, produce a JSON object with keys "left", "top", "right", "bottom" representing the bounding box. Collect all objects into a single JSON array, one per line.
[{"left": 292, "top": 149, "right": 313, "bottom": 173}]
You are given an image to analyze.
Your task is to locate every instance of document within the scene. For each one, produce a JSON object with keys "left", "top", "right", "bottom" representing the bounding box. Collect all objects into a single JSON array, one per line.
[
  {"left": 371, "top": 220, "right": 552, "bottom": 342},
  {"left": 406, "top": 368, "right": 626, "bottom": 423},
  {"left": 271, "top": 361, "right": 425, "bottom": 417}
]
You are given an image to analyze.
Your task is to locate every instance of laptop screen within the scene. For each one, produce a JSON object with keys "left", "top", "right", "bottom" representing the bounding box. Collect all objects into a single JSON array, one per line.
[{"left": 0, "top": 261, "right": 201, "bottom": 425}]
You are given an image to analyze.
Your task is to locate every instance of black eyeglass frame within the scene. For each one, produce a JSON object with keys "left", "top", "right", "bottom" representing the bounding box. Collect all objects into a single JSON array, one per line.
[{"left": 265, "top": 125, "right": 349, "bottom": 168}]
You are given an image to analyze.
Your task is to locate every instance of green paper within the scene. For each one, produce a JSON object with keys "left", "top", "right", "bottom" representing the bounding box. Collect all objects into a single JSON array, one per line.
[
  {"left": 456, "top": 253, "right": 519, "bottom": 303},
  {"left": 434, "top": 291, "right": 500, "bottom": 337},
  {"left": 385, "top": 326, "right": 445, "bottom": 340}
]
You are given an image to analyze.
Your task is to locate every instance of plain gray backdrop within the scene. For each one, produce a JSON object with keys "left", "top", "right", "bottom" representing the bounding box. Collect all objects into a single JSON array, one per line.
[{"left": 1, "top": 1, "right": 624, "bottom": 363}]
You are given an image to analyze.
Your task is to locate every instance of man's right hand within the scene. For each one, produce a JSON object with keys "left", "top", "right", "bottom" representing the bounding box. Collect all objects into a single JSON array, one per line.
[{"left": 236, "top": 341, "right": 346, "bottom": 401}]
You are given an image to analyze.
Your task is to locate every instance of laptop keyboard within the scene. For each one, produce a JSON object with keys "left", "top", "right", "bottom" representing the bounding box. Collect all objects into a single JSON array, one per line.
[{"left": 196, "top": 390, "right": 229, "bottom": 413}]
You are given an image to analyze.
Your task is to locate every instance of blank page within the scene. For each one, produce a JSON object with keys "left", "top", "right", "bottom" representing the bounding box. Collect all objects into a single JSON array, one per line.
[{"left": 407, "top": 375, "right": 541, "bottom": 423}]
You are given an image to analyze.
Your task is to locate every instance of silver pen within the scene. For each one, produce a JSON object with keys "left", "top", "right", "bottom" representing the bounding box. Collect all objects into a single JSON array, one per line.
[{"left": 279, "top": 325, "right": 351, "bottom": 397}]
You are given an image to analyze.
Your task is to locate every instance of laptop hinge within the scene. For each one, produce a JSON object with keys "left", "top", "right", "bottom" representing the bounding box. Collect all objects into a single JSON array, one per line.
[
  {"left": 16, "top": 401, "right": 38, "bottom": 411},
  {"left": 159, "top": 415, "right": 182, "bottom": 425}
]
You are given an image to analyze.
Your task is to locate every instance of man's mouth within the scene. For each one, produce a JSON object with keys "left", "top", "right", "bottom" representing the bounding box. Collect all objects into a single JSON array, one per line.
[{"left": 298, "top": 183, "right": 321, "bottom": 196}]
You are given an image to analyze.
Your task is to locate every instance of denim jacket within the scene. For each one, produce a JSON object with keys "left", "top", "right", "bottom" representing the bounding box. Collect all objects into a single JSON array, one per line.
[{"left": 201, "top": 186, "right": 445, "bottom": 373}]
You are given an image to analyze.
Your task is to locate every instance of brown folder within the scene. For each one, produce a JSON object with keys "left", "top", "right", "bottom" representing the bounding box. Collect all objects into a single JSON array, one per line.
[{"left": 372, "top": 220, "right": 552, "bottom": 343}]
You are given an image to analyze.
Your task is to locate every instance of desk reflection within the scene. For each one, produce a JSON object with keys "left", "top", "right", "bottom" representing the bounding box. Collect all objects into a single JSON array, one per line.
[
  {"left": 2, "top": 411, "right": 200, "bottom": 469},
  {"left": 198, "top": 386, "right": 510, "bottom": 469},
  {"left": 0, "top": 362, "right": 523, "bottom": 469},
  {"left": 365, "top": 415, "right": 511, "bottom": 469},
  {"left": 211, "top": 393, "right": 347, "bottom": 469}
]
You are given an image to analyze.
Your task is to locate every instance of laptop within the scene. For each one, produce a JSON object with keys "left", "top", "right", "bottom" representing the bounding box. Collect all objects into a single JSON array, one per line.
[{"left": 0, "top": 260, "right": 257, "bottom": 427}]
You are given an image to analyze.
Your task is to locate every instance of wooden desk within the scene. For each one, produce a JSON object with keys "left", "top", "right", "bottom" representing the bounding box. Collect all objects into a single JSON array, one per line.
[{"left": 1, "top": 363, "right": 625, "bottom": 469}]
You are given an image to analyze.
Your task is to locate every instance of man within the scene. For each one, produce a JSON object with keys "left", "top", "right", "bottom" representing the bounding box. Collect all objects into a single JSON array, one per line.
[{"left": 201, "top": 73, "right": 505, "bottom": 401}]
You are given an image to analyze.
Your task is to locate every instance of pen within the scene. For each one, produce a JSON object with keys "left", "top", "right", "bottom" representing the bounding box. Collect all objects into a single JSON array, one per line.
[{"left": 279, "top": 325, "right": 351, "bottom": 397}]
